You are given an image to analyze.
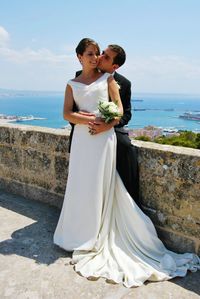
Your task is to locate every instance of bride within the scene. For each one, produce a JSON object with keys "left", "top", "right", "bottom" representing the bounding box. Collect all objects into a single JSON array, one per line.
[{"left": 53, "top": 38, "right": 200, "bottom": 287}]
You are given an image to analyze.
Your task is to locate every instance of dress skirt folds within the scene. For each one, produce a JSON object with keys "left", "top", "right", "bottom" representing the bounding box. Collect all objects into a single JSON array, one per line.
[{"left": 54, "top": 73, "right": 200, "bottom": 287}]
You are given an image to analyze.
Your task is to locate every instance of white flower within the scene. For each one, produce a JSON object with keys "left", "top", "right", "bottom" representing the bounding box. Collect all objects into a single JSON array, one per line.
[
  {"left": 99, "top": 101, "right": 109, "bottom": 110},
  {"left": 98, "top": 100, "right": 122, "bottom": 123},
  {"left": 115, "top": 81, "right": 121, "bottom": 90},
  {"left": 108, "top": 102, "right": 119, "bottom": 114}
]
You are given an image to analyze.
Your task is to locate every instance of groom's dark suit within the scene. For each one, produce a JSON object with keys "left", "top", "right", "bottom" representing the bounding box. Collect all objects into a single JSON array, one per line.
[{"left": 68, "top": 71, "right": 140, "bottom": 205}]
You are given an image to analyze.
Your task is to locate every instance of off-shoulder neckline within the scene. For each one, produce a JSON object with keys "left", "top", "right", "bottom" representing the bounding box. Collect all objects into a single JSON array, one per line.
[{"left": 69, "top": 72, "right": 110, "bottom": 86}]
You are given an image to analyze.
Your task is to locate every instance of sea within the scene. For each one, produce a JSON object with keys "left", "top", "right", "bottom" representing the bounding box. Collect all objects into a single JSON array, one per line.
[{"left": 0, "top": 92, "right": 200, "bottom": 132}]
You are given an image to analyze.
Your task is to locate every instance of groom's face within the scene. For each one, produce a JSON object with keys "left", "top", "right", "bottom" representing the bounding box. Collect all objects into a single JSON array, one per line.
[{"left": 98, "top": 47, "right": 119, "bottom": 74}]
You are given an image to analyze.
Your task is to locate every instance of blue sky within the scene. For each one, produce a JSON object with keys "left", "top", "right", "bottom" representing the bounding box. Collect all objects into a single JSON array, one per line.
[{"left": 0, "top": 0, "right": 200, "bottom": 94}]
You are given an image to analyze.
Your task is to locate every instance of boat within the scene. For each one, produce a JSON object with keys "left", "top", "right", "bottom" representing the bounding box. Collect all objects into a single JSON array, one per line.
[
  {"left": 133, "top": 108, "right": 146, "bottom": 111},
  {"left": 179, "top": 112, "right": 200, "bottom": 121},
  {"left": 162, "top": 127, "right": 178, "bottom": 134},
  {"left": 15, "top": 115, "right": 34, "bottom": 122},
  {"left": 0, "top": 114, "right": 47, "bottom": 123},
  {"left": 15, "top": 115, "right": 47, "bottom": 122}
]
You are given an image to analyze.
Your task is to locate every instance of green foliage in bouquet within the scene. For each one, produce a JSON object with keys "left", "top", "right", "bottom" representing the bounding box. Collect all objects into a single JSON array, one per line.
[{"left": 98, "top": 100, "right": 122, "bottom": 123}]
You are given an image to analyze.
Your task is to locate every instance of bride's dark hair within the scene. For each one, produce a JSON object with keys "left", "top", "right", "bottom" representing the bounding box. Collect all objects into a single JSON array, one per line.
[{"left": 76, "top": 38, "right": 100, "bottom": 56}]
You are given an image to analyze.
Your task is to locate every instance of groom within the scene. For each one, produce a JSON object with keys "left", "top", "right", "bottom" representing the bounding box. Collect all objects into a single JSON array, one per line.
[{"left": 69, "top": 44, "right": 140, "bottom": 206}]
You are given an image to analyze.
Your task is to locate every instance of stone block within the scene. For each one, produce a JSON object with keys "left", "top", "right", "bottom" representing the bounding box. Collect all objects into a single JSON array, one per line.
[
  {"left": 54, "top": 181, "right": 66, "bottom": 195},
  {"left": 22, "top": 172, "right": 53, "bottom": 190},
  {"left": 144, "top": 205, "right": 200, "bottom": 239},
  {"left": 0, "top": 178, "right": 63, "bottom": 209},
  {"left": 9, "top": 126, "right": 67, "bottom": 154},
  {"left": 22, "top": 131, "right": 58, "bottom": 153},
  {"left": 138, "top": 144, "right": 200, "bottom": 223},
  {"left": 23, "top": 149, "right": 51, "bottom": 173},
  {"left": 0, "top": 127, "right": 11, "bottom": 144},
  {"left": 9, "top": 127, "right": 25, "bottom": 146},
  {"left": 54, "top": 156, "right": 69, "bottom": 181},
  {"left": 0, "top": 165, "right": 23, "bottom": 182},
  {"left": 177, "top": 156, "right": 200, "bottom": 183},
  {"left": 0, "top": 146, "right": 22, "bottom": 168},
  {"left": 197, "top": 242, "right": 200, "bottom": 256},
  {"left": 156, "top": 225, "right": 198, "bottom": 254},
  {"left": 55, "top": 135, "right": 69, "bottom": 154},
  {"left": 0, "top": 177, "right": 25, "bottom": 198},
  {"left": 23, "top": 184, "right": 64, "bottom": 208}
]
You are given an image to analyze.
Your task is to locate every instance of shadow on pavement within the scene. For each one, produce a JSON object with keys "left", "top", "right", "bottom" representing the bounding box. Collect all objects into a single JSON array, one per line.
[
  {"left": 0, "top": 190, "right": 72, "bottom": 265},
  {"left": 170, "top": 271, "right": 200, "bottom": 296},
  {"left": 0, "top": 190, "right": 199, "bottom": 295}
]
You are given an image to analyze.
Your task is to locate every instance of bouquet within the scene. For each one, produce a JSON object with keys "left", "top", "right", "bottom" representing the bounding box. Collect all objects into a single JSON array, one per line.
[{"left": 98, "top": 100, "right": 122, "bottom": 123}]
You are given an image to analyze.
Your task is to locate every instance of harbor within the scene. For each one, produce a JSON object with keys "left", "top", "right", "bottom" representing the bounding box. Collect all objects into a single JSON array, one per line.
[
  {"left": 179, "top": 112, "right": 200, "bottom": 121},
  {"left": 1, "top": 92, "right": 200, "bottom": 132}
]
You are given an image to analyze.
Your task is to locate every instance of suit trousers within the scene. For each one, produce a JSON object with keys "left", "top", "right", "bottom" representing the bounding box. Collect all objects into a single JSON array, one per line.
[{"left": 115, "top": 130, "right": 140, "bottom": 206}]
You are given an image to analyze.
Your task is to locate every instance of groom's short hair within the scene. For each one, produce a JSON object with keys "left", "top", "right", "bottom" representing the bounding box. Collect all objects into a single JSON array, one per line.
[{"left": 108, "top": 45, "right": 126, "bottom": 67}]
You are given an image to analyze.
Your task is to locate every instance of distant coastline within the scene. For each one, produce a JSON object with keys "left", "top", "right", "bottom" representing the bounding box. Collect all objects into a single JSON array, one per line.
[
  {"left": 0, "top": 90, "right": 200, "bottom": 133},
  {"left": 0, "top": 88, "right": 63, "bottom": 98},
  {"left": 1, "top": 88, "right": 200, "bottom": 99}
]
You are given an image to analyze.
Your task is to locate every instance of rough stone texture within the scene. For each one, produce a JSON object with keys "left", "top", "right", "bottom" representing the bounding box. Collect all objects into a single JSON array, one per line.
[
  {"left": 0, "top": 124, "right": 200, "bottom": 254},
  {"left": 0, "top": 124, "right": 69, "bottom": 208},
  {"left": 133, "top": 140, "right": 200, "bottom": 254},
  {"left": 0, "top": 191, "right": 200, "bottom": 299},
  {"left": 156, "top": 225, "right": 199, "bottom": 254}
]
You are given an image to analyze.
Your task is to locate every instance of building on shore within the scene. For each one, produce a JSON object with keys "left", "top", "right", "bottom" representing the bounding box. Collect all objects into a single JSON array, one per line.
[{"left": 128, "top": 125, "right": 180, "bottom": 140}]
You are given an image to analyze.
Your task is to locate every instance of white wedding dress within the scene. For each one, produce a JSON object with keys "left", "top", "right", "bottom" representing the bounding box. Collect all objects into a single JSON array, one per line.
[{"left": 54, "top": 73, "right": 200, "bottom": 287}]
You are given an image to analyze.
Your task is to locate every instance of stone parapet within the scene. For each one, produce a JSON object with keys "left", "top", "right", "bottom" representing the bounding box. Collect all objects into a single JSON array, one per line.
[
  {"left": 0, "top": 124, "right": 69, "bottom": 209},
  {"left": 134, "top": 140, "right": 200, "bottom": 255},
  {"left": 0, "top": 124, "right": 199, "bottom": 254}
]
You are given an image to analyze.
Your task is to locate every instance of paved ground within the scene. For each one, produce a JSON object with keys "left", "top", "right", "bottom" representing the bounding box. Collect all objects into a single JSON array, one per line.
[{"left": 0, "top": 190, "right": 200, "bottom": 299}]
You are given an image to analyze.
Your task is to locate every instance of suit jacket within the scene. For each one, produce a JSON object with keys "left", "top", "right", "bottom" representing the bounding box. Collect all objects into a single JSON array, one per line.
[{"left": 68, "top": 71, "right": 132, "bottom": 152}]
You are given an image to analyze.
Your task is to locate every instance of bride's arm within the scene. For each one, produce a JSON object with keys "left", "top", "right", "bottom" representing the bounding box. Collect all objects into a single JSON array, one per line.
[{"left": 63, "top": 84, "right": 96, "bottom": 125}]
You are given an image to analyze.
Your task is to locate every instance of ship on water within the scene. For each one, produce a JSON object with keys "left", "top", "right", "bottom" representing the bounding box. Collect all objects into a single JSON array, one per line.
[
  {"left": 179, "top": 112, "right": 200, "bottom": 121},
  {"left": 0, "top": 114, "right": 46, "bottom": 123},
  {"left": 15, "top": 115, "right": 46, "bottom": 122}
]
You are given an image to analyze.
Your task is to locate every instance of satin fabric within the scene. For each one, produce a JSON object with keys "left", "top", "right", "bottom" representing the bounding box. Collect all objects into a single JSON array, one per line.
[{"left": 54, "top": 73, "right": 200, "bottom": 287}]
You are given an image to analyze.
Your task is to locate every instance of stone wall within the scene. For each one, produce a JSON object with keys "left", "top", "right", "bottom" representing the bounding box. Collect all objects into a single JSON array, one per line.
[
  {"left": 0, "top": 124, "right": 69, "bottom": 207},
  {"left": 0, "top": 124, "right": 199, "bottom": 254},
  {"left": 136, "top": 140, "right": 200, "bottom": 255}
]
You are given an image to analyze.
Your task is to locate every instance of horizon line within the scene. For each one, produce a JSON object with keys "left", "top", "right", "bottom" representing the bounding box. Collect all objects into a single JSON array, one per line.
[{"left": 1, "top": 88, "right": 200, "bottom": 97}]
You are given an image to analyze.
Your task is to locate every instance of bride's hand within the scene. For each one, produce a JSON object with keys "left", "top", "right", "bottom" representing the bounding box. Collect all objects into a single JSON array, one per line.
[{"left": 88, "top": 118, "right": 114, "bottom": 135}]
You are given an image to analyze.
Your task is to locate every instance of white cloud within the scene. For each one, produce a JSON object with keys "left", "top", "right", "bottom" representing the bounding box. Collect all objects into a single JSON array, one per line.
[
  {"left": 0, "top": 26, "right": 10, "bottom": 47},
  {"left": 0, "top": 26, "right": 200, "bottom": 93},
  {"left": 126, "top": 55, "right": 200, "bottom": 78},
  {"left": 0, "top": 46, "right": 74, "bottom": 64},
  {"left": 121, "top": 55, "right": 200, "bottom": 93},
  {"left": 0, "top": 27, "right": 80, "bottom": 90},
  {"left": 0, "top": 26, "right": 75, "bottom": 64}
]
